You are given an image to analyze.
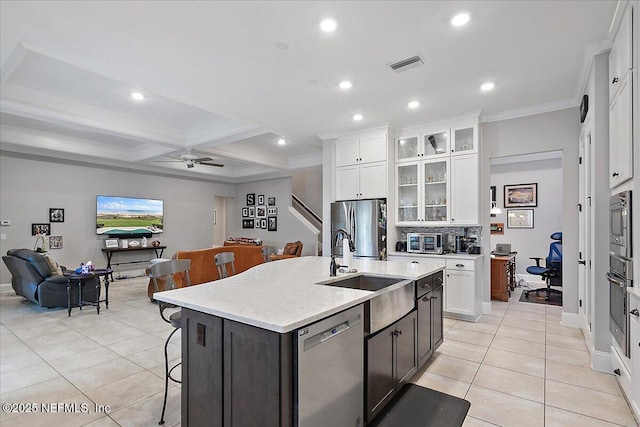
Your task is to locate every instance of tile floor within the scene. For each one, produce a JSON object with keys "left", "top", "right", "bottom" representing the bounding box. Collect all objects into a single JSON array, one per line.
[{"left": 0, "top": 277, "right": 638, "bottom": 426}]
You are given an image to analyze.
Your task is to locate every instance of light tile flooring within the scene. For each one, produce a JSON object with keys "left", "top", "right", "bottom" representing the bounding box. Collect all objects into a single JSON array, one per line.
[{"left": 0, "top": 277, "right": 638, "bottom": 426}]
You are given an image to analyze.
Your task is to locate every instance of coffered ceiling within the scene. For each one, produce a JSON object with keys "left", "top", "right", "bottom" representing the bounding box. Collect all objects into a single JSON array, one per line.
[{"left": 0, "top": 1, "right": 617, "bottom": 182}]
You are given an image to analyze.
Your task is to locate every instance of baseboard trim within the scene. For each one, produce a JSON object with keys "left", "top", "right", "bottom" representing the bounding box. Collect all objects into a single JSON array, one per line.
[
  {"left": 482, "top": 301, "right": 492, "bottom": 315},
  {"left": 592, "top": 349, "right": 613, "bottom": 373},
  {"left": 0, "top": 283, "right": 12, "bottom": 293},
  {"left": 561, "top": 312, "right": 581, "bottom": 328}
]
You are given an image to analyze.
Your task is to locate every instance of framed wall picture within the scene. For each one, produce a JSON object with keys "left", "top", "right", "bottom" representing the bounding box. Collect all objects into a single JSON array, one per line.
[
  {"left": 105, "top": 239, "right": 119, "bottom": 248},
  {"left": 32, "top": 223, "right": 50, "bottom": 236},
  {"left": 267, "top": 207, "right": 277, "bottom": 215},
  {"left": 256, "top": 205, "right": 267, "bottom": 218},
  {"left": 258, "top": 194, "right": 265, "bottom": 205},
  {"left": 49, "top": 236, "right": 63, "bottom": 249},
  {"left": 49, "top": 208, "right": 64, "bottom": 223},
  {"left": 246, "top": 193, "right": 255, "bottom": 206},
  {"left": 490, "top": 223, "right": 504, "bottom": 234},
  {"left": 242, "top": 219, "right": 255, "bottom": 229},
  {"left": 260, "top": 218, "right": 267, "bottom": 229},
  {"left": 268, "top": 216, "right": 277, "bottom": 231},
  {"left": 268, "top": 197, "right": 276, "bottom": 206},
  {"left": 242, "top": 207, "right": 249, "bottom": 218},
  {"left": 504, "top": 183, "right": 537, "bottom": 207},
  {"left": 248, "top": 207, "right": 255, "bottom": 217},
  {"left": 507, "top": 209, "right": 534, "bottom": 228}
]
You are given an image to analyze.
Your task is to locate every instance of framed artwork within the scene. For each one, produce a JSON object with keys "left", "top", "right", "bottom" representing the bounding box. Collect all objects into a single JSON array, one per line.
[
  {"left": 49, "top": 236, "right": 63, "bottom": 249},
  {"left": 268, "top": 216, "right": 277, "bottom": 231},
  {"left": 255, "top": 219, "right": 261, "bottom": 228},
  {"left": 258, "top": 194, "right": 265, "bottom": 205},
  {"left": 242, "top": 219, "right": 255, "bottom": 229},
  {"left": 504, "top": 183, "right": 537, "bottom": 207},
  {"left": 49, "top": 208, "right": 64, "bottom": 222},
  {"left": 260, "top": 219, "right": 267, "bottom": 229},
  {"left": 268, "top": 197, "right": 276, "bottom": 206},
  {"left": 32, "top": 223, "right": 50, "bottom": 236},
  {"left": 267, "top": 207, "right": 277, "bottom": 215},
  {"left": 256, "top": 205, "right": 267, "bottom": 218},
  {"left": 248, "top": 207, "right": 255, "bottom": 217},
  {"left": 242, "top": 207, "right": 249, "bottom": 218},
  {"left": 507, "top": 209, "right": 534, "bottom": 228},
  {"left": 246, "top": 193, "right": 255, "bottom": 206},
  {"left": 490, "top": 223, "right": 504, "bottom": 234},
  {"left": 105, "top": 239, "right": 119, "bottom": 248}
]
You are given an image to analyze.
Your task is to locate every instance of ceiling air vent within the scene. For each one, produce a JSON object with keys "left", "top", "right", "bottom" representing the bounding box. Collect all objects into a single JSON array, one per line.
[{"left": 388, "top": 54, "right": 424, "bottom": 72}]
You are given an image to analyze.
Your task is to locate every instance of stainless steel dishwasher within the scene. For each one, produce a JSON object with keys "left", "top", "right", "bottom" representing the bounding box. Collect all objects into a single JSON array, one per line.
[{"left": 296, "top": 304, "right": 364, "bottom": 427}]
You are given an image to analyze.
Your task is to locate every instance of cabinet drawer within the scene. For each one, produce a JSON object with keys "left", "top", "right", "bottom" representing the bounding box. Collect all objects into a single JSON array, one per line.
[{"left": 446, "top": 259, "right": 475, "bottom": 271}]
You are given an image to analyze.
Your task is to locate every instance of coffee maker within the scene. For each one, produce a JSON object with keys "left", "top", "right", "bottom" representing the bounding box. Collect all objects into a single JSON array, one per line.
[{"left": 455, "top": 236, "right": 469, "bottom": 253}]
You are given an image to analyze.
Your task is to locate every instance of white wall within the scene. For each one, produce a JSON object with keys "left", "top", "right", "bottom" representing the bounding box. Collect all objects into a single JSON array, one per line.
[
  {"left": 483, "top": 108, "right": 580, "bottom": 314},
  {"left": 0, "top": 153, "right": 235, "bottom": 283},
  {"left": 292, "top": 166, "right": 322, "bottom": 216},
  {"left": 490, "top": 158, "right": 563, "bottom": 276},
  {"left": 230, "top": 177, "right": 318, "bottom": 256}
]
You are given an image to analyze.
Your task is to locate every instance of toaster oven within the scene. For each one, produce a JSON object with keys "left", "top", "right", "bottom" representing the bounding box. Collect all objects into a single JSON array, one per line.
[{"left": 406, "top": 233, "right": 443, "bottom": 254}]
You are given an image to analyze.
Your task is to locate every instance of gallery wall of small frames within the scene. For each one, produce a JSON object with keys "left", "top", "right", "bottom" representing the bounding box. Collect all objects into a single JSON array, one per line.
[
  {"left": 242, "top": 194, "right": 277, "bottom": 231},
  {"left": 31, "top": 208, "right": 65, "bottom": 250}
]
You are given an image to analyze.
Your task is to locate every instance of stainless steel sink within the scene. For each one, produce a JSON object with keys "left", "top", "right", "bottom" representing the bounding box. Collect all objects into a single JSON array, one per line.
[
  {"left": 320, "top": 275, "right": 415, "bottom": 334},
  {"left": 320, "top": 275, "right": 404, "bottom": 292}
]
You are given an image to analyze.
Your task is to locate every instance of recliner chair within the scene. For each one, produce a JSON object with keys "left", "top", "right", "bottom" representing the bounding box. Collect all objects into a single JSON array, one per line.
[
  {"left": 525, "top": 232, "right": 562, "bottom": 301},
  {"left": 2, "top": 249, "right": 99, "bottom": 308}
]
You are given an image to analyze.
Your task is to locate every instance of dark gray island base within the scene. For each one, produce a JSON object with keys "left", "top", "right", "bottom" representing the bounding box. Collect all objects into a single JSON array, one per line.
[
  {"left": 179, "top": 269, "right": 444, "bottom": 426},
  {"left": 153, "top": 257, "right": 447, "bottom": 425}
]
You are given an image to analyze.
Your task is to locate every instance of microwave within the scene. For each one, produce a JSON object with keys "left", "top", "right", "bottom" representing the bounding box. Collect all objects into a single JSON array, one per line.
[
  {"left": 610, "top": 191, "right": 631, "bottom": 259},
  {"left": 407, "top": 233, "right": 443, "bottom": 254}
]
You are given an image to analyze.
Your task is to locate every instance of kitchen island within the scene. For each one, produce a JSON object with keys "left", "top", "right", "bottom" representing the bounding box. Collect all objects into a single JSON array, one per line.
[{"left": 154, "top": 256, "right": 445, "bottom": 426}]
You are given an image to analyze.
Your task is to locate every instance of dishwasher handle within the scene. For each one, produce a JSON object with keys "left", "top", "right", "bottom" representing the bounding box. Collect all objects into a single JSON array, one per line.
[{"left": 303, "top": 315, "right": 362, "bottom": 352}]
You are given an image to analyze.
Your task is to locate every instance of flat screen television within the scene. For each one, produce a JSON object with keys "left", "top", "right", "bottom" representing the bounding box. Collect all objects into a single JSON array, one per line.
[{"left": 96, "top": 195, "right": 164, "bottom": 236}]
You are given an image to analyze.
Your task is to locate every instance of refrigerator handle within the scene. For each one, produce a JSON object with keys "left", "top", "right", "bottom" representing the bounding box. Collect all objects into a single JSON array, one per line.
[{"left": 350, "top": 205, "right": 356, "bottom": 243}]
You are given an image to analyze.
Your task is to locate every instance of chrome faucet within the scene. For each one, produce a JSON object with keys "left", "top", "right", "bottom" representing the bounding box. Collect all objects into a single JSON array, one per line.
[{"left": 330, "top": 228, "right": 355, "bottom": 276}]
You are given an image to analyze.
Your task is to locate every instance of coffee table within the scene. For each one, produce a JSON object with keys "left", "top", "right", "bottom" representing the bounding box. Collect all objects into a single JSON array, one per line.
[{"left": 66, "top": 269, "right": 112, "bottom": 316}]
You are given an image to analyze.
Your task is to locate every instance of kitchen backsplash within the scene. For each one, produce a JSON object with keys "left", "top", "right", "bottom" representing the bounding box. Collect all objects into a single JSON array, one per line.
[{"left": 397, "top": 226, "right": 482, "bottom": 250}]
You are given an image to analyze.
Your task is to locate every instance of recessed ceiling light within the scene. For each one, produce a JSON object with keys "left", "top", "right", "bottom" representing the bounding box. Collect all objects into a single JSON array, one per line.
[
  {"left": 480, "top": 82, "right": 495, "bottom": 91},
  {"left": 131, "top": 91, "right": 145, "bottom": 101},
  {"left": 451, "top": 12, "right": 470, "bottom": 27},
  {"left": 339, "top": 80, "right": 352, "bottom": 90},
  {"left": 353, "top": 113, "right": 363, "bottom": 121},
  {"left": 278, "top": 138, "right": 286, "bottom": 145},
  {"left": 408, "top": 100, "right": 420, "bottom": 109},
  {"left": 320, "top": 18, "right": 337, "bottom": 32}
]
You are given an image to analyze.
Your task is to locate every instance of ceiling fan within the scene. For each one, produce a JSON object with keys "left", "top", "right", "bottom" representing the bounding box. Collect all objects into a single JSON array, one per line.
[{"left": 153, "top": 150, "right": 224, "bottom": 168}]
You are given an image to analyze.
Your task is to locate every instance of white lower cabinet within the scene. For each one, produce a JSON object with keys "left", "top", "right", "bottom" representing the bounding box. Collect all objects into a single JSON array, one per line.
[
  {"left": 443, "top": 258, "right": 482, "bottom": 322},
  {"left": 629, "top": 291, "right": 640, "bottom": 420}
]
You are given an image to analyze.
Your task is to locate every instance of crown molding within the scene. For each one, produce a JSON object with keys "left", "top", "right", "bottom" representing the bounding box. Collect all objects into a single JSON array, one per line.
[{"left": 484, "top": 99, "right": 578, "bottom": 123}]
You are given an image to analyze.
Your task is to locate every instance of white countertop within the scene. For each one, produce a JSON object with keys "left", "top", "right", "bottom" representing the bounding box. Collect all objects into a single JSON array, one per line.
[{"left": 154, "top": 256, "right": 445, "bottom": 333}]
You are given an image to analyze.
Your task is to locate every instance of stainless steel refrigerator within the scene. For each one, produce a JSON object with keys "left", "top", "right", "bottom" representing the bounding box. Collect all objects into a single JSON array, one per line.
[{"left": 331, "top": 199, "right": 387, "bottom": 259}]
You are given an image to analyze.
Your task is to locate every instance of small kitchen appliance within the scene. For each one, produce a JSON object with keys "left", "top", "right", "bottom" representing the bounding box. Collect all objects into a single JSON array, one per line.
[{"left": 406, "top": 233, "right": 443, "bottom": 254}]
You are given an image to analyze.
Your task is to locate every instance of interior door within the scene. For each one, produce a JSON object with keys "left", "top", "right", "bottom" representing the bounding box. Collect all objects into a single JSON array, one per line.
[
  {"left": 578, "top": 135, "right": 587, "bottom": 326},
  {"left": 584, "top": 132, "right": 593, "bottom": 333}
]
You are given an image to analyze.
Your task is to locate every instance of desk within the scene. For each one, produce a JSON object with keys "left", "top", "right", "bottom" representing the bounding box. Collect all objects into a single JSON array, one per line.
[
  {"left": 102, "top": 246, "right": 167, "bottom": 276},
  {"left": 491, "top": 254, "right": 516, "bottom": 302},
  {"left": 66, "top": 269, "right": 112, "bottom": 316}
]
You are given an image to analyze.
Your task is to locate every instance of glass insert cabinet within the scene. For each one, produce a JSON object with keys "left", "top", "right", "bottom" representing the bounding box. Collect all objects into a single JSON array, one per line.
[
  {"left": 395, "top": 125, "right": 476, "bottom": 163},
  {"left": 396, "top": 159, "right": 449, "bottom": 225}
]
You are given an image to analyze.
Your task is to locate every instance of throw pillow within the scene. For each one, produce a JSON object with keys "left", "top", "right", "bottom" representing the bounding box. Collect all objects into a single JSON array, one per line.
[{"left": 43, "top": 254, "right": 63, "bottom": 276}]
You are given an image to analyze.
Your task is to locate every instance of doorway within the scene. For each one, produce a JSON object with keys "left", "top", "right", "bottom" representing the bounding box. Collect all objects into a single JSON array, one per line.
[{"left": 213, "top": 196, "right": 232, "bottom": 246}]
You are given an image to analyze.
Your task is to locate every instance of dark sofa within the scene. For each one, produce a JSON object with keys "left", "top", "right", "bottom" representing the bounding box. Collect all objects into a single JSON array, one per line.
[{"left": 2, "top": 249, "right": 99, "bottom": 308}]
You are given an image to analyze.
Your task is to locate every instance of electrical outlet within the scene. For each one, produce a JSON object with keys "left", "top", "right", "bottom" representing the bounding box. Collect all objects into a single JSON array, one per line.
[
  {"left": 0, "top": 234, "right": 6, "bottom": 240},
  {"left": 0, "top": 220, "right": 10, "bottom": 226}
]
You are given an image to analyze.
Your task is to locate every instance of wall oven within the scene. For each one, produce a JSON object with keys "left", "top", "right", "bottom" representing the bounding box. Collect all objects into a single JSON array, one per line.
[
  {"left": 610, "top": 191, "right": 631, "bottom": 258},
  {"left": 608, "top": 254, "right": 633, "bottom": 357}
]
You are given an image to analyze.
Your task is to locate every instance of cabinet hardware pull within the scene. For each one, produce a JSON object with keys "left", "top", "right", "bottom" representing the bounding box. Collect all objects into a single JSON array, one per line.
[
  {"left": 422, "top": 296, "right": 429, "bottom": 302},
  {"left": 612, "top": 77, "right": 619, "bottom": 84},
  {"left": 456, "top": 263, "right": 464, "bottom": 267},
  {"left": 430, "top": 296, "right": 438, "bottom": 300},
  {"left": 613, "top": 368, "right": 621, "bottom": 376},
  {"left": 578, "top": 260, "right": 586, "bottom": 265},
  {"left": 612, "top": 172, "right": 619, "bottom": 177},
  {"left": 631, "top": 309, "right": 640, "bottom": 317}
]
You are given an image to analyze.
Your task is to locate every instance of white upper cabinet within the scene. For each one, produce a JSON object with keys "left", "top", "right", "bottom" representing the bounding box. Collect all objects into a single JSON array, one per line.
[
  {"left": 395, "top": 127, "right": 449, "bottom": 162},
  {"left": 608, "top": 4, "right": 634, "bottom": 188},
  {"left": 450, "top": 154, "right": 479, "bottom": 225},
  {"left": 336, "top": 132, "right": 387, "bottom": 167},
  {"left": 609, "top": 7, "right": 632, "bottom": 103},
  {"left": 451, "top": 125, "right": 477, "bottom": 155}
]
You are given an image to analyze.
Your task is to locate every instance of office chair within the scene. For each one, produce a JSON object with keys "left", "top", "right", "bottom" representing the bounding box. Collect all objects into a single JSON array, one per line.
[
  {"left": 148, "top": 259, "right": 192, "bottom": 425},
  {"left": 525, "top": 232, "right": 562, "bottom": 301}
]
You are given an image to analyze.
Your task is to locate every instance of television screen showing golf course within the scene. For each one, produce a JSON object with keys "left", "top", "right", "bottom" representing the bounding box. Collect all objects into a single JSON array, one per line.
[{"left": 96, "top": 195, "right": 164, "bottom": 235}]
